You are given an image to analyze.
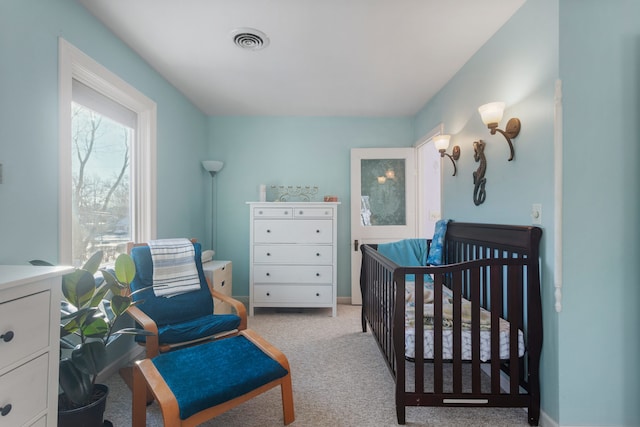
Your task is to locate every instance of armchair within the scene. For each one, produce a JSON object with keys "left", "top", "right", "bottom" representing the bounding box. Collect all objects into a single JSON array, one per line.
[{"left": 124, "top": 240, "right": 247, "bottom": 359}]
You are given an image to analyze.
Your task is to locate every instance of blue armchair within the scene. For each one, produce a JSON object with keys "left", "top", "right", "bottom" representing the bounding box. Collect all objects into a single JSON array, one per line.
[{"left": 125, "top": 240, "right": 247, "bottom": 359}]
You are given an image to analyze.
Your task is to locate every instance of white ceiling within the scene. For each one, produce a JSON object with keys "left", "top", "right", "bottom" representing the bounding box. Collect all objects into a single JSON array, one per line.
[{"left": 76, "top": 0, "right": 525, "bottom": 117}]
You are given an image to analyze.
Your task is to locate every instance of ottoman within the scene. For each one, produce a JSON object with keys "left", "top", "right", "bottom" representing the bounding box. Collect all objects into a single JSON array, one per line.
[{"left": 132, "top": 329, "right": 294, "bottom": 426}]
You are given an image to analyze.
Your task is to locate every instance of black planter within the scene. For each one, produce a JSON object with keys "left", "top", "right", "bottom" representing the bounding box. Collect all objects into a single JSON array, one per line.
[{"left": 58, "top": 384, "right": 109, "bottom": 427}]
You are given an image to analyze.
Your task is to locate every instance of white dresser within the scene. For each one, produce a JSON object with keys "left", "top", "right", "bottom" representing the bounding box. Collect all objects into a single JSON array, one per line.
[
  {"left": 248, "top": 202, "right": 339, "bottom": 316},
  {"left": 202, "top": 260, "right": 233, "bottom": 314},
  {"left": 0, "top": 265, "right": 71, "bottom": 427}
]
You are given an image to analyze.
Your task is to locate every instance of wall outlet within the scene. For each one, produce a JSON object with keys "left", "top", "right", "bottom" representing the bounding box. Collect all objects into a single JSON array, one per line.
[{"left": 531, "top": 203, "right": 542, "bottom": 224}]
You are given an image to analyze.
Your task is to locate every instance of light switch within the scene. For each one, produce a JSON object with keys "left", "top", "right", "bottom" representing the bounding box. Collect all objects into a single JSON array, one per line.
[{"left": 531, "top": 203, "right": 542, "bottom": 224}]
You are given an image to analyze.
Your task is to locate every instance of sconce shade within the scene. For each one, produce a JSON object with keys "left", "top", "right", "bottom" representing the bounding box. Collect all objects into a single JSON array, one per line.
[
  {"left": 202, "top": 160, "right": 224, "bottom": 176},
  {"left": 433, "top": 134, "right": 451, "bottom": 151},
  {"left": 478, "top": 102, "right": 505, "bottom": 126}
]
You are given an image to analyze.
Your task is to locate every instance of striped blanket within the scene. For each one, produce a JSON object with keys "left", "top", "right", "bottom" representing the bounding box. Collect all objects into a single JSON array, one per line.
[{"left": 148, "top": 238, "right": 201, "bottom": 298}]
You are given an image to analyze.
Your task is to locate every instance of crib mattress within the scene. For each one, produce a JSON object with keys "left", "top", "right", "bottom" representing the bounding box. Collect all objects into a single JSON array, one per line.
[{"left": 404, "top": 281, "right": 525, "bottom": 361}]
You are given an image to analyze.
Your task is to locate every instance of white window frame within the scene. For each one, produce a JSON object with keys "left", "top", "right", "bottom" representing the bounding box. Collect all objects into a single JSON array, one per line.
[{"left": 58, "top": 38, "right": 157, "bottom": 264}]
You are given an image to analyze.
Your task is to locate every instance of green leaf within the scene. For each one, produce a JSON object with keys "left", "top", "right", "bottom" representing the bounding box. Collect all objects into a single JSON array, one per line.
[
  {"left": 110, "top": 294, "right": 132, "bottom": 316},
  {"left": 71, "top": 340, "right": 107, "bottom": 377},
  {"left": 59, "top": 358, "right": 93, "bottom": 406},
  {"left": 100, "top": 269, "right": 122, "bottom": 294},
  {"left": 114, "top": 253, "right": 136, "bottom": 285},
  {"left": 80, "top": 317, "right": 109, "bottom": 338},
  {"left": 28, "top": 259, "right": 54, "bottom": 266},
  {"left": 62, "top": 269, "right": 96, "bottom": 309},
  {"left": 82, "top": 251, "right": 104, "bottom": 275}
]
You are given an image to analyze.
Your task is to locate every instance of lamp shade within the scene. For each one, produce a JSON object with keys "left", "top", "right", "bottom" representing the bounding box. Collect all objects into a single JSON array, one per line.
[
  {"left": 478, "top": 102, "right": 505, "bottom": 125},
  {"left": 433, "top": 134, "right": 451, "bottom": 151},
  {"left": 202, "top": 160, "right": 224, "bottom": 173}
]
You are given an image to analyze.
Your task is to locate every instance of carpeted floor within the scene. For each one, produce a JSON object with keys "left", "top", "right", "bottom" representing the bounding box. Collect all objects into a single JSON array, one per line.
[{"left": 103, "top": 304, "right": 531, "bottom": 426}]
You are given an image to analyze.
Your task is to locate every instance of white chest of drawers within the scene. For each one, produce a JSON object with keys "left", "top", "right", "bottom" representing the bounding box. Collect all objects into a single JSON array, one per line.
[
  {"left": 202, "top": 260, "right": 233, "bottom": 314},
  {"left": 248, "top": 202, "right": 339, "bottom": 316},
  {"left": 0, "top": 265, "right": 72, "bottom": 427}
]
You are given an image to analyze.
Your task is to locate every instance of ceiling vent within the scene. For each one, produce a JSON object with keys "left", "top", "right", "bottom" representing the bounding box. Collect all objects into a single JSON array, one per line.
[{"left": 231, "top": 28, "right": 270, "bottom": 51}]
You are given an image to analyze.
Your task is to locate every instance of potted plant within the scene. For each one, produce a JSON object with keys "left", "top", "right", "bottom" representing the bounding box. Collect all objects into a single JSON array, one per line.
[{"left": 31, "top": 251, "right": 152, "bottom": 427}]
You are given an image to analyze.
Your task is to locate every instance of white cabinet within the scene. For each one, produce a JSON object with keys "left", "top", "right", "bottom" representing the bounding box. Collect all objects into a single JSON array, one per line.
[
  {"left": 248, "top": 202, "right": 339, "bottom": 316},
  {"left": 0, "top": 265, "right": 72, "bottom": 427},
  {"left": 202, "top": 260, "right": 233, "bottom": 314}
]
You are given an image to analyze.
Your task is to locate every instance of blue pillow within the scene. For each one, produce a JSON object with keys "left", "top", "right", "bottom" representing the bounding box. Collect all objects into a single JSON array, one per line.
[{"left": 426, "top": 219, "right": 449, "bottom": 265}]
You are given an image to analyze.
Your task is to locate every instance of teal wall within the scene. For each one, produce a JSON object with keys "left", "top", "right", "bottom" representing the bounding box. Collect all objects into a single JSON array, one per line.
[
  {"left": 559, "top": 1, "right": 640, "bottom": 425},
  {"left": 0, "top": 0, "right": 210, "bottom": 265},
  {"left": 414, "top": 0, "right": 561, "bottom": 422},
  {"left": 208, "top": 116, "right": 414, "bottom": 299}
]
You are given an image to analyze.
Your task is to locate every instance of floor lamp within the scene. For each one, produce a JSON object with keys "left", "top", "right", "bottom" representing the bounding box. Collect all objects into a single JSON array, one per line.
[{"left": 202, "top": 160, "right": 224, "bottom": 252}]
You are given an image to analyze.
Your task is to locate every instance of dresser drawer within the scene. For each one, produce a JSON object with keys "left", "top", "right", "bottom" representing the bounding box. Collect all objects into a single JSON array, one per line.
[
  {"left": 0, "top": 353, "right": 48, "bottom": 427},
  {"left": 292, "top": 207, "right": 334, "bottom": 219},
  {"left": 253, "top": 265, "right": 332, "bottom": 284},
  {"left": 0, "top": 291, "right": 50, "bottom": 370},
  {"left": 254, "top": 245, "right": 332, "bottom": 264},
  {"left": 253, "top": 207, "right": 293, "bottom": 218},
  {"left": 254, "top": 220, "right": 332, "bottom": 244},
  {"left": 253, "top": 285, "right": 332, "bottom": 304}
]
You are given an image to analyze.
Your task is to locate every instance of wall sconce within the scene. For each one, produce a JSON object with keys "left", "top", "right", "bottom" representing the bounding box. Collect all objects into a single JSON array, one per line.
[
  {"left": 478, "top": 102, "right": 521, "bottom": 161},
  {"left": 433, "top": 134, "right": 460, "bottom": 176}
]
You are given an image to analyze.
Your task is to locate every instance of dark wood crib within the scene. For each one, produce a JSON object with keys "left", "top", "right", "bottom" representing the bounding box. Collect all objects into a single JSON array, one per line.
[{"left": 360, "top": 222, "right": 543, "bottom": 426}]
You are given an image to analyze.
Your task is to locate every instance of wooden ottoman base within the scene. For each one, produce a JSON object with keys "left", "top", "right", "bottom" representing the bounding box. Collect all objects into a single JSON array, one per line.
[{"left": 132, "top": 329, "right": 294, "bottom": 427}]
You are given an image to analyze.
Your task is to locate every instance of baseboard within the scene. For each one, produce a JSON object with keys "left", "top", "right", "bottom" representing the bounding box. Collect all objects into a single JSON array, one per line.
[
  {"left": 232, "top": 295, "right": 353, "bottom": 307},
  {"left": 539, "top": 409, "right": 558, "bottom": 427}
]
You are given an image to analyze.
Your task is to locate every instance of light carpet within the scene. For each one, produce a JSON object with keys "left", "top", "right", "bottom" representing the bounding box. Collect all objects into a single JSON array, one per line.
[{"left": 103, "top": 304, "right": 531, "bottom": 426}]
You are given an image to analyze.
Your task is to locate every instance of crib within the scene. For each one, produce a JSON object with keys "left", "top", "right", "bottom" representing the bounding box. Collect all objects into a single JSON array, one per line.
[{"left": 359, "top": 222, "right": 542, "bottom": 426}]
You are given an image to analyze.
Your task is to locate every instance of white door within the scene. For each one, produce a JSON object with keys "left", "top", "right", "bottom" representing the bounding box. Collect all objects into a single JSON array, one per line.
[{"left": 350, "top": 148, "right": 417, "bottom": 304}]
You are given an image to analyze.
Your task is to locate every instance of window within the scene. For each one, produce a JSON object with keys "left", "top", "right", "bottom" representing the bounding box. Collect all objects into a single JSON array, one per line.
[{"left": 59, "top": 39, "right": 157, "bottom": 266}]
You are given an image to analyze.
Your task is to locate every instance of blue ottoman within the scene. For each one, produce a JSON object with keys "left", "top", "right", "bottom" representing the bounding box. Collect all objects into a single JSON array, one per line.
[{"left": 132, "top": 329, "right": 294, "bottom": 426}]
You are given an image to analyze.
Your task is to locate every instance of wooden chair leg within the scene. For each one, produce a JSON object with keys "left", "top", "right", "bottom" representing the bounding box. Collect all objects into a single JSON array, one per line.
[
  {"left": 132, "top": 363, "right": 147, "bottom": 427},
  {"left": 281, "top": 373, "right": 295, "bottom": 425}
]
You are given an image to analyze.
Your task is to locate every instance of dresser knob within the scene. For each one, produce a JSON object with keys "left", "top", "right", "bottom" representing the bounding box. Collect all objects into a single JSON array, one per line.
[
  {"left": 316, "top": 253, "right": 320, "bottom": 256},
  {"left": 0, "top": 404, "right": 11, "bottom": 416},
  {"left": 1, "top": 331, "right": 14, "bottom": 343},
  {"left": 316, "top": 230, "right": 320, "bottom": 233},
  {"left": 266, "top": 292, "right": 270, "bottom": 296},
  {"left": 299, "top": 211, "right": 303, "bottom": 215},
  {"left": 266, "top": 272, "right": 270, "bottom": 277},
  {"left": 266, "top": 253, "right": 271, "bottom": 256},
  {"left": 316, "top": 273, "right": 320, "bottom": 277},
  {"left": 258, "top": 210, "right": 263, "bottom": 215},
  {"left": 266, "top": 229, "right": 271, "bottom": 233},
  {"left": 316, "top": 293, "right": 320, "bottom": 297}
]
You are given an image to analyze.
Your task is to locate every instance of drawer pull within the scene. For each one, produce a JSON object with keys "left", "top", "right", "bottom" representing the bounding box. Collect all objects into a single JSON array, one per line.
[
  {"left": 0, "top": 404, "right": 11, "bottom": 416},
  {"left": 298, "top": 210, "right": 304, "bottom": 215},
  {"left": 266, "top": 272, "right": 270, "bottom": 277},
  {"left": 316, "top": 253, "right": 320, "bottom": 256},
  {"left": 220, "top": 280, "right": 225, "bottom": 288},
  {"left": 1, "top": 331, "right": 14, "bottom": 342},
  {"left": 258, "top": 210, "right": 263, "bottom": 214},
  {"left": 316, "top": 230, "right": 320, "bottom": 233},
  {"left": 316, "top": 293, "right": 320, "bottom": 297},
  {"left": 266, "top": 252, "right": 271, "bottom": 256},
  {"left": 266, "top": 292, "right": 270, "bottom": 296},
  {"left": 315, "top": 273, "right": 320, "bottom": 277},
  {"left": 266, "top": 229, "right": 271, "bottom": 233}
]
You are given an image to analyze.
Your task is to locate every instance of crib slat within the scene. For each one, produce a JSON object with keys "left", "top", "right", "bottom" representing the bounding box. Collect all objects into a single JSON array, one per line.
[
  {"left": 508, "top": 264, "right": 521, "bottom": 395},
  {"left": 490, "top": 264, "right": 502, "bottom": 394},
  {"left": 453, "top": 271, "right": 462, "bottom": 394},
  {"left": 434, "top": 273, "right": 443, "bottom": 394},
  {"left": 471, "top": 266, "right": 481, "bottom": 394}
]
